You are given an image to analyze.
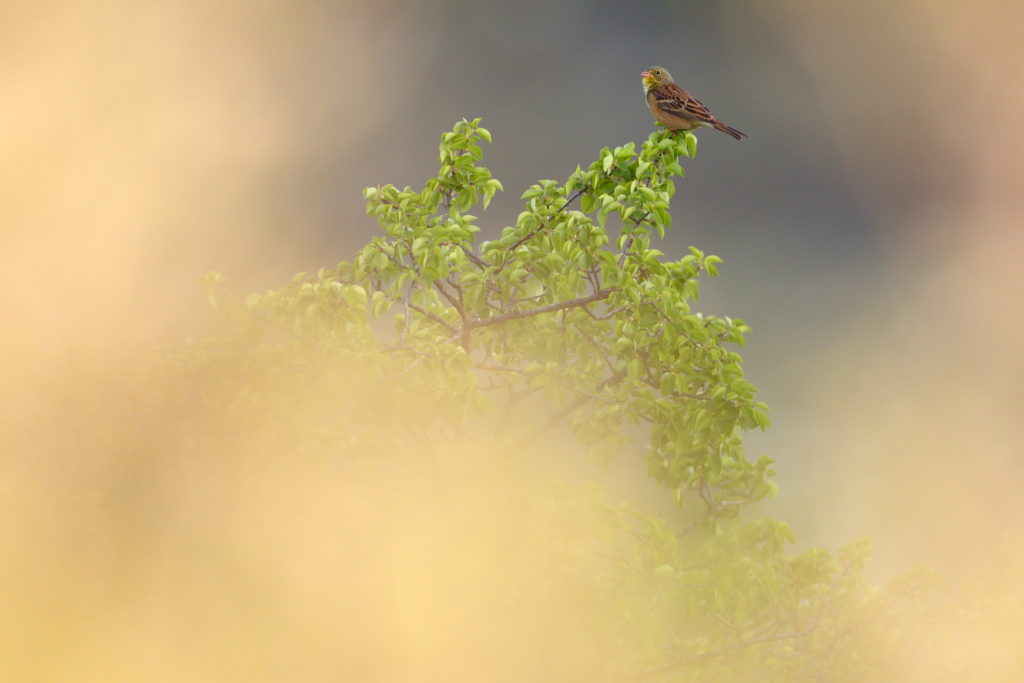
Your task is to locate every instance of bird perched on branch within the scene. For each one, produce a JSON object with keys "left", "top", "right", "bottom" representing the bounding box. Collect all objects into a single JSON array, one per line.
[{"left": 641, "top": 66, "right": 747, "bottom": 140}]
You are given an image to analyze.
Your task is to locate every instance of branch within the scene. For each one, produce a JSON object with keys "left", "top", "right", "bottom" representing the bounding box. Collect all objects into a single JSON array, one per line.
[
  {"left": 473, "top": 363, "right": 529, "bottom": 376},
  {"left": 467, "top": 289, "right": 614, "bottom": 329},
  {"left": 509, "top": 368, "right": 628, "bottom": 450},
  {"left": 616, "top": 211, "right": 652, "bottom": 268},
  {"left": 618, "top": 235, "right": 635, "bottom": 268},
  {"left": 579, "top": 328, "right": 618, "bottom": 376},
  {"left": 499, "top": 187, "right": 587, "bottom": 268},
  {"left": 215, "top": 284, "right": 318, "bottom": 353},
  {"left": 375, "top": 242, "right": 413, "bottom": 273},
  {"left": 407, "top": 301, "right": 459, "bottom": 334},
  {"left": 583, "top": 305, "right": 628, "bottom": 322},
  {"left": 459, "top": 243, "right": 490, "bottom": 268},
  {"left": 639, "top": 373, "right": 712, "bottom": 401},
  {"left": 509, "top": 292, "right": 549, "bottom": 306},
  {"left": 630, "top": 617, "right": 822, "bottom": 680},
  {"left": 441, "top": 149, "right": 464, "bottom": 222},
  {"left": 400, "top": 280, "right": 414, "bottom": 343},
  {"left": 434, "top": 281, "right": 466, "bottom": 321}
]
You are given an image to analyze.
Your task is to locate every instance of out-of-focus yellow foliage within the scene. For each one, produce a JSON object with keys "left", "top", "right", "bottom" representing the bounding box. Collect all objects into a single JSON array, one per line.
[
  {"left": 4, "top": 337, "right": 1024, "bottom": 681},
  {"left": 0, "top": 343, "right": 619, "bottom": 681}
]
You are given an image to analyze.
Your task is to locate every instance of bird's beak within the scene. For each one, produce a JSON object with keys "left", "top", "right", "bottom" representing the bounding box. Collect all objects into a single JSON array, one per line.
[{"left": 640, "top": 71, "right": 651, "bottom": 79}]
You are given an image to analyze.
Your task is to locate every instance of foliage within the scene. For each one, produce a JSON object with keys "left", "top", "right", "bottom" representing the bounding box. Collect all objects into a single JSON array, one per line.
[
  {"left": 197, "top": 119, "right": 925, "bottom": 680},
  {"left": 209, "top": 118, "right": 770, "bottom": 510}
]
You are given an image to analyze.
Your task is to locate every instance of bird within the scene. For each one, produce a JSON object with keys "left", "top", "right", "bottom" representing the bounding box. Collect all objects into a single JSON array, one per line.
[{"left": 641, "top": 66, "right": 747, "bottom": 140}]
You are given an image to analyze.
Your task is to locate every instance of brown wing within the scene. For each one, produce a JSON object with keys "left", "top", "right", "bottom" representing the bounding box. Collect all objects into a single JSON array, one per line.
[{"left": 651, "top": 82, "right": 720, "bottom": 125}]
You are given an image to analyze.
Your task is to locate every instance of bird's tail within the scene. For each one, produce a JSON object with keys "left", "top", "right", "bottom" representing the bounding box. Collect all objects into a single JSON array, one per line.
[{"left": 715, "top": 123, "right": 748, "bottom": 140}]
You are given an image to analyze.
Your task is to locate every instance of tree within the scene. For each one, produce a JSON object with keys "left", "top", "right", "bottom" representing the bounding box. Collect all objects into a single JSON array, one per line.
[
  {"left": 198, "top": 119, "right": 927, "bottom": 681},
  {"left": 212, "top": 118, "right": 770, "bottom": 502}
]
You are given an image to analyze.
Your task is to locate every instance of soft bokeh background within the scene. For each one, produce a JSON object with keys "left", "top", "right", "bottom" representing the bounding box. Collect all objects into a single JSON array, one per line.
[{"left": 4, "top": 0, "right": 1024, "bottom": 678}]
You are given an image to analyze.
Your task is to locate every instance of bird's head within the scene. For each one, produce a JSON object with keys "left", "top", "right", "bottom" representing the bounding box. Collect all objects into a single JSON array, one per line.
[{"left": 641, "top": 66, "right": 673, "bottom": 92}]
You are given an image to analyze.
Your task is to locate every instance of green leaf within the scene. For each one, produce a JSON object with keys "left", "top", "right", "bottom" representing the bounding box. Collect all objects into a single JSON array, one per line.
[{"left": 685, "top": 133, "right": 697, "bottom": 158}]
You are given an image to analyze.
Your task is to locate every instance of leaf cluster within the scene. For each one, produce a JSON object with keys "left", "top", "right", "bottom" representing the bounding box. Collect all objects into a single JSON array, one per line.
[{"left": 213, "top": 118, "right": 770, "bottom": 518}]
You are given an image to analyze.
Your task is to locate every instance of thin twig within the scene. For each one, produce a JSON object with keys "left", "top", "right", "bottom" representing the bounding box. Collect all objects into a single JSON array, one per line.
[
  {"left": 582, "top": 305, "right": 628, "bottom": 322},
  {"left": 630, "top": 620, "right": 822, "bottom": 680},
  {"left": 498, "top": 187, "right": 587, "bottom": 270},
  {"left": 467, "top": 289, "right": 614, "bottom": 329},
  {"left": 473, "top": 363, "right": 529, "bottom": 376},
  {"left": 618, "top": 235, "right": 635, "bottom": 268},
  {"left": 434, "top": 281, "right": 466, "bottom": 321},
  {"left": 407, "top": 301, "right": 458, "bottom": 334},
  {"left": 639, "top": 372, "right": 712, "bottom": 401},
  {"left": 216, "top": 285, "right": 318, "bottom": 352},
  {"left": 509, "top": 368, "right": 628, "bottom": 450},
  {"left": 459, "top": 243, "right": 490, "bottom": 269},
  {"left": 400, "top": 280, "right": 414, "bottom": 343}
]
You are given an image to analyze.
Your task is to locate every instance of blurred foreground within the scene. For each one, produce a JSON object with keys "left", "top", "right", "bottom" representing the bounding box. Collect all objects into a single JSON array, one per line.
[
  {"left": 3, "top": 338, "right": 1023, "bottom": 681},
  {"left": 1, "top": 347, "right": 620, "bottom": 681}
]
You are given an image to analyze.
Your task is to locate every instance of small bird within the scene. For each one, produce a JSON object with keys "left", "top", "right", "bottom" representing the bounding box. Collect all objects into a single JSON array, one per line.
[{"left": 641, "top": 66, "right": 747, "bottom": 140}]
